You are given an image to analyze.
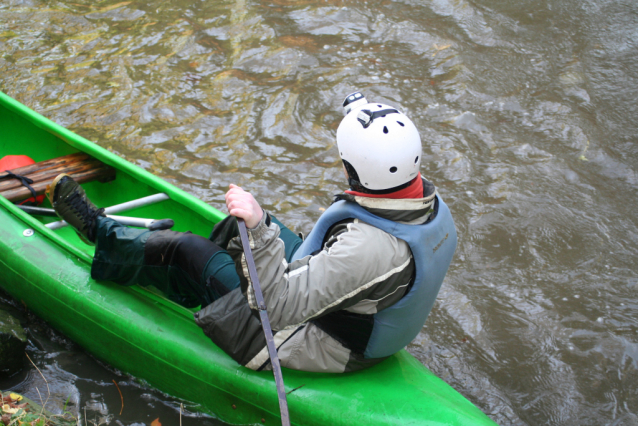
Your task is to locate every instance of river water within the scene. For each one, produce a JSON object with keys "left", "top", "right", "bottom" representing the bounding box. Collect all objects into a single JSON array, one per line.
[{"left": 1, "top": 0, "right": 637, "bottom": 424}]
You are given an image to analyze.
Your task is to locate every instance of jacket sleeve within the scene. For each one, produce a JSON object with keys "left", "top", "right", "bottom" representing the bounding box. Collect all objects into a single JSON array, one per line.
[{"left": 226, "top": 212, "right": 413, "bottom": 331}]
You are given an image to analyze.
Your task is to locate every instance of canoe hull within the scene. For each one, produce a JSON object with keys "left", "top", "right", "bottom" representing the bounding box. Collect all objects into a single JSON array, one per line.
[{"left": 0, "top": 90, "right": 497, "bottom": 426}]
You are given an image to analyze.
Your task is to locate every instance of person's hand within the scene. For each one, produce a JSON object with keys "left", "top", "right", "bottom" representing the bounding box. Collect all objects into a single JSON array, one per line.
[{"left": 225, "top": 184, "right": 264, "bottom": 229}]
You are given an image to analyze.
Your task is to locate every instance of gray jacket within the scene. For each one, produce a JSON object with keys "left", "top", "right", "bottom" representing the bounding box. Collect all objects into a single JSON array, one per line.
[{"left": 195, "top": 179, "right": 436, "bottom": 373}]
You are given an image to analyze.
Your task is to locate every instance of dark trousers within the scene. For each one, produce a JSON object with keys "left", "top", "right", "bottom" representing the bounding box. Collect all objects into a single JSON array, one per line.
[{"left": 91, "top": 215, "right": 303, "bottom": 309}]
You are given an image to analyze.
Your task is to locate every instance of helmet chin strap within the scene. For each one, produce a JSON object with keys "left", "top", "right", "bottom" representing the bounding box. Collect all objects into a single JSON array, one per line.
[
  {"left": 348, "top": 176, "right": 367, "bottom": 193},
  {"left": 342, "top": 160, "right": 366, "bottom": 192}
]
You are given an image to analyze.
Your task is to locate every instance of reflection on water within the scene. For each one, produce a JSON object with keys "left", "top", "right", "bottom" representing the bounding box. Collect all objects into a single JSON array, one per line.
[{"left": 1, "top": 0, "right": 637, "bottom": 424}]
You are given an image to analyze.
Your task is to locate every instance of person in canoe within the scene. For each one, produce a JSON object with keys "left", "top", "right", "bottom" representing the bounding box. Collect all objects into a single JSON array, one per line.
[{"left": 46, "top": 92, "right": 457, "bottom": 373}]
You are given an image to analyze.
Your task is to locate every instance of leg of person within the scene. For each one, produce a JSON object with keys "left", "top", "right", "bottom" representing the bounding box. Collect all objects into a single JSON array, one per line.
[
  {"left": 47, "top": 174, "right": 238, "bottom": 308},
  {"left": 93, "top": 212, "right": 302, "bottom": 308},
  {"left": 92, "top": 217, "right": 240, "bottom": 308},
  {"left": 144, "top": 228, "right": 241, "bottom": 306}
]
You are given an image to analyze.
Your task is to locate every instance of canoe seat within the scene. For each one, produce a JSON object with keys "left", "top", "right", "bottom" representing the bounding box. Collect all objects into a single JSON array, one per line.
[{"left": 0, "top": 153, "right": 116, "bottom": 203}]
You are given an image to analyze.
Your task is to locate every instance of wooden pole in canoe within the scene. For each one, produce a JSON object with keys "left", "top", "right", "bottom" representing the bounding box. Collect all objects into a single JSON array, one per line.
[
  {"left": 0, "top": 153, "right": 91, "bottom": 180},
  {"left": 1, "top": 167, "right": 115, "bottom": 202},
  {"left": 237, "top": 219, "right": 291, "bottom": 426},
  {"left": 0, "top": 153, "right": 115, "bottom": 202},
  {"left": 0, "top": 154, "right": 103, "bottom": 192}
]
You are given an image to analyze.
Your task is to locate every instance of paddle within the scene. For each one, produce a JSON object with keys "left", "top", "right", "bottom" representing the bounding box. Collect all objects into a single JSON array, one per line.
[{"left": 236, "top": 219, "right": 291, "bottom": 426}]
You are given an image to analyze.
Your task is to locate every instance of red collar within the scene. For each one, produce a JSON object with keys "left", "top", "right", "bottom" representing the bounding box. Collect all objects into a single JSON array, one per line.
[{"left": 345, "top": 174, "right": 424, "bottom": 199}]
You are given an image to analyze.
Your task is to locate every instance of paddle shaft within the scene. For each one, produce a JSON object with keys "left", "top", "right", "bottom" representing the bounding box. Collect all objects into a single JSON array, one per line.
[{"left": 236, "top": 219, "right": 290, "bottom": 426}]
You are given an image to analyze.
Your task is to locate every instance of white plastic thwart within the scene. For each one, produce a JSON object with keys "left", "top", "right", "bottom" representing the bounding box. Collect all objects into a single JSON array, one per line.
[{"left": 46, "top": 193, "right": 170, "bottom": 230}]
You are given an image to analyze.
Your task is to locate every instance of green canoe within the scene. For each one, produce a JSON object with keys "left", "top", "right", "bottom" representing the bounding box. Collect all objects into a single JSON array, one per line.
[{"left": 0, "top": 90, "right": 497, "bottom": 426}]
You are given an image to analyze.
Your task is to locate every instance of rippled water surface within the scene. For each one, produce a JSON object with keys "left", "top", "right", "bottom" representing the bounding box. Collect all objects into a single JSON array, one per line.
[{"left": 1, "top": 0, "right": 638, "bottom": 424}]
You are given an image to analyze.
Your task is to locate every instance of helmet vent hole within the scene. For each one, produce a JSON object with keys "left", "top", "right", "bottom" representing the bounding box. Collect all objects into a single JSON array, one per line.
[
  {"left": 415, "top": 156, "right": 419, "bottom": 164},
  {"left": 383, "top": 126, "right": 388, "bottom": 134},
  {"left": 397, "top": 121, "right": 404, "bottom": 127},
  {"left": 390, "top": 166, "right": 398, "bottom": 173},
  {"left": 377, "top": 104, "right": 382, "bottom": 108}
]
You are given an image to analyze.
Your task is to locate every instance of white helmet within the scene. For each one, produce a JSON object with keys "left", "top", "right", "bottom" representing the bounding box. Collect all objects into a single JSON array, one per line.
[{"left": 337, "top": 92, "right": 422, "bottom": 193}]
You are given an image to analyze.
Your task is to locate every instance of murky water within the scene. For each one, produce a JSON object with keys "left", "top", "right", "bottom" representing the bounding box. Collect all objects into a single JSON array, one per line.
[{"left": 1, "top": 0, "right": 637, "bottom": 424}]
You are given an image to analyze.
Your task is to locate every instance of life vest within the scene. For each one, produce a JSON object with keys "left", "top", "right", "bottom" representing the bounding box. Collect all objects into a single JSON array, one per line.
[{"left": 291, "top": 195, "right": 457, "bottom": 358}]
